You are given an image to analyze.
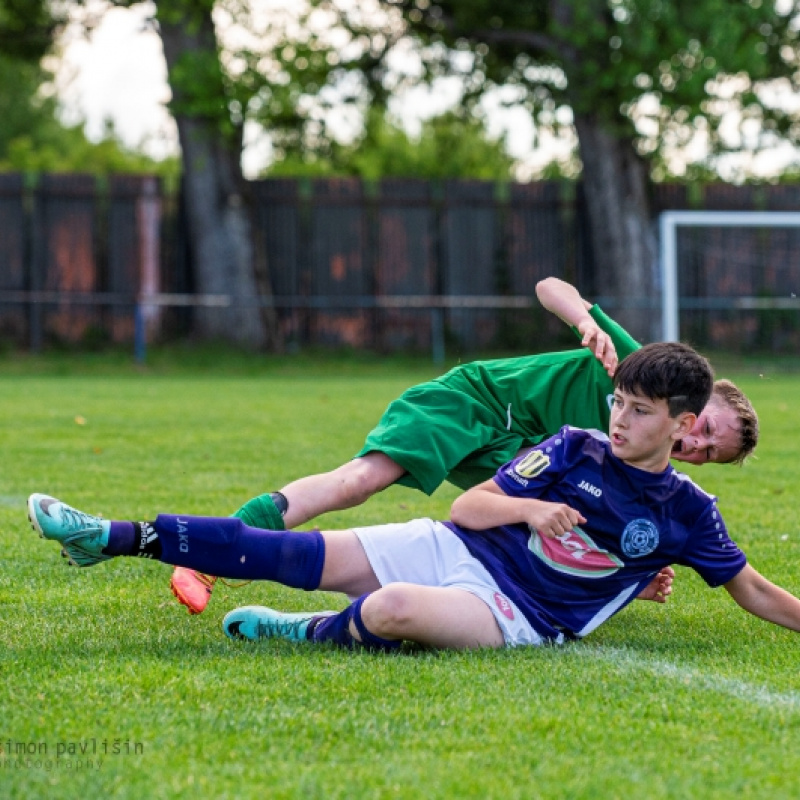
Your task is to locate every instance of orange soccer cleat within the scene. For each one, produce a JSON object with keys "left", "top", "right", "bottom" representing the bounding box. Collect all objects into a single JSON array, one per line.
[{"left": 170, "top": 567, "right": 218, "bottom": 615}]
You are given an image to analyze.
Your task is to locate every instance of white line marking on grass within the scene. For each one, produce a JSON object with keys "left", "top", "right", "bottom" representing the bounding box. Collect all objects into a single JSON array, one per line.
[{"left": 577, "top": 646, "right": 800, "bottom": 711}]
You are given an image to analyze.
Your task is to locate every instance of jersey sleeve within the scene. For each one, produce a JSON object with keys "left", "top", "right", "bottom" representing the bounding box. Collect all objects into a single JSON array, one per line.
[
  {"left": 676, "top": 502, "right": 747, "bottom": 587},
  {"left": 570, "top": 304, "right": 641, "bottom": 363}
]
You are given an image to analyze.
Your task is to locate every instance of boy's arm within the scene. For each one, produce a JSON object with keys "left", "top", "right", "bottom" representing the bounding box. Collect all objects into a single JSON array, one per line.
[
  {"left": 450, "top": 479, "right": 586, "bottom": 539},
  {"left": 535, "top": 277, "right": 618, "bottom": 376},
  {"left": 452, "top": 478, "right": 674, "bottom": 605},
  {"left": 724, "top": 564, "right": 800, "bottom": 632}
]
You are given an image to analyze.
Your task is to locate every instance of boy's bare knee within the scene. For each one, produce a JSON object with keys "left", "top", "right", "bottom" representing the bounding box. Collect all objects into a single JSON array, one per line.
[{"left": 362, "top": 584, "right": 417, "bottom": 637}]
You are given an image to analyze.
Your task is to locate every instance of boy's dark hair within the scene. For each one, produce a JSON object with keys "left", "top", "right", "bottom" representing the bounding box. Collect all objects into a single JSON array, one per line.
[{"left": 614, "top": 342, "right": 713, "bottom": 417}]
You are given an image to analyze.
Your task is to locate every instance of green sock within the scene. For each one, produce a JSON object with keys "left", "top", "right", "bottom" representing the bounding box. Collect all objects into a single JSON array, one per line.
[{"left": 231, "top": 493, "right": 286, "bottom": 530}]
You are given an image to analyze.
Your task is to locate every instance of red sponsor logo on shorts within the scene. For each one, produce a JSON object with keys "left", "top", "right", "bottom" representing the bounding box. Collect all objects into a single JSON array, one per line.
[{"left": 494, "top": 592, "right": 515, "bottom": 620}]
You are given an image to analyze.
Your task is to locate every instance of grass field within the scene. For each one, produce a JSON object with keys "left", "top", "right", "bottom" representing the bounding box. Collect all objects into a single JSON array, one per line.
[{"left": 2, "top": 351, "right": 800, "bottom": 799}]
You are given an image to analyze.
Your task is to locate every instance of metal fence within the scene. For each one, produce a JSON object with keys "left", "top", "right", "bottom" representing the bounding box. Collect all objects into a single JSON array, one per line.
[
  {"left": 252, "top": 178, "right": 584, "bottom": 355},
  {"left": 0, "top": 173, "right": 165, "bottom": 349},
  {"left": 1, "top": 174, "right": 799, "bottom": 358}
]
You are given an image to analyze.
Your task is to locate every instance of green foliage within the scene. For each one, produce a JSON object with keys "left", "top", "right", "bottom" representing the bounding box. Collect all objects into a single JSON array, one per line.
[
  {"left": 0, "top": 0, "right": 60, "bottom": 62},
  {"left": 69, "top": 0, "right": 800, "bottom": 184},
  {"left": 268, "top": 110, "right": 515, "bottom": 179},
  {"left": 381, "top": 0, "right": 800, "bottom": 173},
  {"left": 0, "top": 9, "right": 178, "bottom": 179},
  {"left": 2, "top": 362, "right": 800, "bottom": 797},
  {"left": 148, "top": 0, "right": 355, "bottom": 155},
  {"left": 0, "top": 54, "right": 58, "bottom": 157},
  {"left": 0, "top": 116, "right": 180, "bottom": 180}
]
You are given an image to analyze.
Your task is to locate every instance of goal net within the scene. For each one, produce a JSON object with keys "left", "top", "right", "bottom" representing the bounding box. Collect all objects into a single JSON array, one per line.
[{"left": 659, "top": 210, "right": 800, "bottom": 352}]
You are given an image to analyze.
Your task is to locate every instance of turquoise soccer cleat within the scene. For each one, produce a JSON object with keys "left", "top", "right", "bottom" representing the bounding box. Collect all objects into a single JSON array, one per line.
[
  {"left": 27, "top": 493, "right": 111, "bottom": 567},
  {"left": 223, "top": 606, "right": 336, "bottom": 643}
]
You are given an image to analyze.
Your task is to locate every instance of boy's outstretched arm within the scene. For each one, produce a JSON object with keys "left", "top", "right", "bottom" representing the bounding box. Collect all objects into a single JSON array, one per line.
[
  {"left": 724, "top": 564, "right": 800, "bottom": 632},
  {"left": 535, "top": 277, "right": 618, "bottom": 376}
]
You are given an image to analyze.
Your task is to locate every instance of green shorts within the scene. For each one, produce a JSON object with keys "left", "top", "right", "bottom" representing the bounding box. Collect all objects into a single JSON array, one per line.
[{"left": 354, "top": 382, "right": 544, "bottom": 495}]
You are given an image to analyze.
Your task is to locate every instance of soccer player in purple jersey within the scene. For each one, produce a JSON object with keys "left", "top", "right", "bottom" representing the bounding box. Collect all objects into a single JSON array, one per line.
[{"left": 29, "top": 341, "right": 799, "bottom": 651}]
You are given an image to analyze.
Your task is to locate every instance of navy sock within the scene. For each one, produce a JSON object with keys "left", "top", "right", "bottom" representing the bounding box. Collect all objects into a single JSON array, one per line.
[
  {"left": 349, "top": 594, "right": 402, "bottom": 652},
  {"left": 310, "top": 606, "right": 356, "bottom": 647},
  {"left": 104, "top": 521, "right": 136, "bottom": 556},
  {"left": 311, "top": 594, "right": 401, "bottom": 652},
  {"left": 104, "top": 521, "right": 163, "bottom": 559},
  {"left": 134, "top": 515, "right": 324, "bottom": 588}
]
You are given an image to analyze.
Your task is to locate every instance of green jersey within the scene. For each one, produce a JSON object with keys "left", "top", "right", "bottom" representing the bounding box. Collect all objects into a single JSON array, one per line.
[{"left": 357, "top": 305, "right": 641, "bottom": 494}]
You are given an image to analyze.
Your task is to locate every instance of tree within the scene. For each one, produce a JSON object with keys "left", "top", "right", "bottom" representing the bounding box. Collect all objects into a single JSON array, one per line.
[
  {"left": 0, "top": 1, "right": 63, "bottom": 158},
  {"left": 58, "top": 1, "right": 516, "bottom": 347},
  {"left": 83, "top": 0, "right": 352, "bottom": 348},
  {"left": 152, "top": 0, "right": 269, "bottom": 347},
  {"left": 348, "top": 0, "right": 800, "bottom": 339},
  {"left": 0, "top": 0, "right": 180, "bottom": 176},
  {"left": 267, "top": 110, "right": 516, "bottom": 179}
]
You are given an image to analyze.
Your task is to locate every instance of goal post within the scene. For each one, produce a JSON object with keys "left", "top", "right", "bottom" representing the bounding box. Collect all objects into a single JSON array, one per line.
[{"left": 659, "top": 210, "right": 800, "bottom": 343}]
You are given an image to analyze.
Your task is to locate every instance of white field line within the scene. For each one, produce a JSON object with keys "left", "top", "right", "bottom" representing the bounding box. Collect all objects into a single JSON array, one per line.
[{"left": 575, "top": 646, "right": 800, "bottom": 711}]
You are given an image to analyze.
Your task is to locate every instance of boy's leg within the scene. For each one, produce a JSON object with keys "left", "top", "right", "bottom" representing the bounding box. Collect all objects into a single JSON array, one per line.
[
  {"left": 317, "top": 529, "right": 382, "bottom": 596},
  {"left": 169, "top": 452, "right": 405, "bottom": 614},
  {"left": 224, "top": 583, "right": 505, "bottom": 650},
  {"left": 170, "top": 489, "right": 289, "bottom": 614},
  {"left": 226, "top": 524, "right": 507, "bottom": 650},
  {"left": 279, "top": 453, "right": 406, "bottom": 528},
  {"left": 28, "top": 494, "right": 380, "bottom": 594},
  {"left": 358, "top": 584, "right": 505, "bottom": 649}
]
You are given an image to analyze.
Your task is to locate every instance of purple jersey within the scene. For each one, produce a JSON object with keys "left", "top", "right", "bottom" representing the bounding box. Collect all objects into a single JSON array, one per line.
[{"left": 445, "top": 426, "right": 746, "bottom": 642}]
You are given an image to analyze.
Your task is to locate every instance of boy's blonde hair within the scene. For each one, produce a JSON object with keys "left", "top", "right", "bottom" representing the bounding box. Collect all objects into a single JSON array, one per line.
[{"left": 711, "top": 379, "right": 759, "bottom": 465}]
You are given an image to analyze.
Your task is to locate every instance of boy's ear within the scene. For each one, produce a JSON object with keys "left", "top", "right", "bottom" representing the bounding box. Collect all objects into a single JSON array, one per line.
[{"left": 672, "top": 411, "right": 696, "bottom": 441}]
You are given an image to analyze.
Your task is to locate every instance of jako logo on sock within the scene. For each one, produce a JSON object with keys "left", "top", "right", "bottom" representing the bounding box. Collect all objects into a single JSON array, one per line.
[{"left": 177, "top": 518, "right": 189, "bottom": 552}]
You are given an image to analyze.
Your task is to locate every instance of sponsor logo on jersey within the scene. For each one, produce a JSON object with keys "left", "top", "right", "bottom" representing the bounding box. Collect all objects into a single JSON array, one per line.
[
  {"left": 620, "top": 518, "right": 659, "bottom": 558},
  {"left": 504, "top": 467, "right": 528, "bottom": 487},
  {"left": 494, "top": 592, "right": 515, "bottom": 620},
  {"left": 528, "top": 525, "right": 623, "bottom": 578},
  {"left": 578, "top": 479, "right": 602, "bottom": 497},
  {"left": 514, "top": 450, "right": 551, "bottom": 478}
]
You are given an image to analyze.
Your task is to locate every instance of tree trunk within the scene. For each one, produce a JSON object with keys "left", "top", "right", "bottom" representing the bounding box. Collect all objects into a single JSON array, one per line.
[
  {"left": 158, "top": 8, "right": 266, "bottom": 348},
  {"left": 573, "top": 110, "right": 658, "bottom": 342}
]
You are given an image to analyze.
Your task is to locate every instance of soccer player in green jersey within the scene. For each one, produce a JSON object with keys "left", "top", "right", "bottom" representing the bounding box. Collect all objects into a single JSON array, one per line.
[{"left": 171, "top": 278, "right": 758, "bottom": 614}]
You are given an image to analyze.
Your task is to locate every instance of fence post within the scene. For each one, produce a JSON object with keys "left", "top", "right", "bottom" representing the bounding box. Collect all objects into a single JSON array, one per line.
[
  {"left": 431, "top": 307, "right": 445, "bottom": 366},
  {"left": 134, "top": 301, "right": 146, "bottom": 364}
]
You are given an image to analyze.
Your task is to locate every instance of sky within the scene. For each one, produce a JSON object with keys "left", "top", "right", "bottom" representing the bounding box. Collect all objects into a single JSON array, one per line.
[
  {"left": 53, "top": 3, "right": 795, "bottom": 181},
  {"left": 55, "top": 5, "right": 178, "bottom": 161}
]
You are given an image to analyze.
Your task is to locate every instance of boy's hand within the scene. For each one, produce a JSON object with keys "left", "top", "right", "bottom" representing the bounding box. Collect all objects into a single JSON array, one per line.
[
  {"left": 577, "top": 320, "right": 618, "bottom": 377},
  {"left": 636, "top": 566, "right": 675, "bottom": 603},
  {"left": 526, "top": 501, "right": 586, "bottom": 539}
]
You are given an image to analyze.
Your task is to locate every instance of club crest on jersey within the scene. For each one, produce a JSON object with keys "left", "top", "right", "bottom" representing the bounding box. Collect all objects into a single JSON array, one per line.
[
  {"left": 514, "top": 450, "right": 550, "bottom": 478},
  {"left": 621, "top": 519, "right": 659, "bottom": 558},
  {"left": 528, "top": 526, "right": 623, "bottom": 578}
]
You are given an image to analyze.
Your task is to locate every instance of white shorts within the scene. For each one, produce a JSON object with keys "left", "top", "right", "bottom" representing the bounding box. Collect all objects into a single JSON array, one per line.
[{"left": 352, "top": 518, "right": 544, "bottom": 647}]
